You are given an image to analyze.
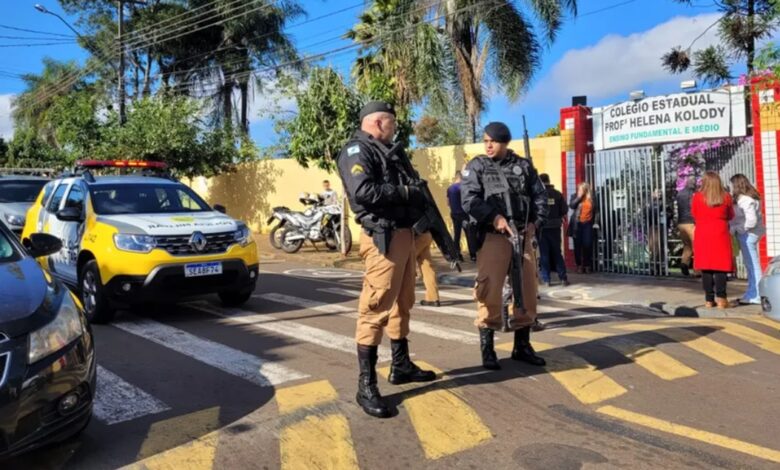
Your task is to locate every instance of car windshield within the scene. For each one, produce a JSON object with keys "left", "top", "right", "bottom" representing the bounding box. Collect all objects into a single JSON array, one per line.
[
  {"left": 90, "top": 183, "right": 212, "bottom": 215},
  {"left": 0, "top": 228, "right": 19, "bottom": 263},
  {"left": 0, "top": 180, "right": 47, "bottom": 203}
]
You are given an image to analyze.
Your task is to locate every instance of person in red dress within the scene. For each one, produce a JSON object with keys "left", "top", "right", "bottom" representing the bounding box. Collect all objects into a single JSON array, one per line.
[{"left": 692, "top": 171, "right": 735, "bottom": 308}]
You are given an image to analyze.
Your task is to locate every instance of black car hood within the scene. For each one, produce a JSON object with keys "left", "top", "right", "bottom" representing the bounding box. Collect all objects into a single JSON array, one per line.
[{"left": 0, "top": 258, "right": 63, "bottom": 337}]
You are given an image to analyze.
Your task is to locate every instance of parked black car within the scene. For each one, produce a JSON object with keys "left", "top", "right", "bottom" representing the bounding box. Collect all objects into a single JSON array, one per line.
[{"left": 0, "top": 221, "right": 96, "bottom": 459}]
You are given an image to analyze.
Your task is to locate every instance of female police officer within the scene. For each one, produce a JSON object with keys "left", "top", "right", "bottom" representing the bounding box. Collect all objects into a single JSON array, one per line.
[{"left": 461, "top": 122, "right": 549, "bottom": 369}]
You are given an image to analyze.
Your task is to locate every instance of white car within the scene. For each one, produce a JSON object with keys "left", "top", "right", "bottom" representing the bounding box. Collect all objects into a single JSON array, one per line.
[{"left": 758, "top": 256, "right": 780, "bottom": 322}]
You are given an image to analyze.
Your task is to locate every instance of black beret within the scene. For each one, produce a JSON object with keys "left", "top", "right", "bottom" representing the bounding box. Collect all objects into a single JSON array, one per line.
[
  {"left": 484, "top": 122, "right": 511, "bottom": 143},
  {"left": 359, "top": 101, "right": 396, "bottom": 121}
]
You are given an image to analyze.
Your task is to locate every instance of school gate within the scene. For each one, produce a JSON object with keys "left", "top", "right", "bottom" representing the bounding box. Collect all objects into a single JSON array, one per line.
[{"left": 559, "top": 83, "right": 777, "bottom": 278}]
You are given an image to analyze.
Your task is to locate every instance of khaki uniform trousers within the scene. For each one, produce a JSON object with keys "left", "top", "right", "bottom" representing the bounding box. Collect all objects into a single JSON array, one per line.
[
  {"left": 474, "top": 226, "right": 538, "bottom": 331},
  {"left": 678, "top": 223, "right": 695, "bottom": 267},
  {"left": 415, "top": 232, "right": 439, "bottom": 302},
  {"left": 356, "top": 229, "right": 416, "bottom": 346}
]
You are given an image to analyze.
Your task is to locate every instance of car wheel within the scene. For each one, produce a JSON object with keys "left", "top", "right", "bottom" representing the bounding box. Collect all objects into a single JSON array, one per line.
[
  {"left": 219, "top": 289, "right": 253, "bottom": 307},
  {"left": 80, "top": 260, "right": 116, "bottom": 324}
]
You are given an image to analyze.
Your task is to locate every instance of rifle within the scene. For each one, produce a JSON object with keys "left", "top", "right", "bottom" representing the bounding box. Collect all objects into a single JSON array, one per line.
[
  {"left": 387, "top": 142, "right": 462, "bottom": 272},
  {"left": 522, "top": 115, "right": 532, "bottom": 164}
]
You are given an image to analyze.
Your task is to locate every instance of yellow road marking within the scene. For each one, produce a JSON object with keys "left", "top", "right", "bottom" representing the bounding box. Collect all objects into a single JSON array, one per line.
[
  {"left": 611, "top": 324, "right": 754, "bottom": 366},
  {"left": 378, "top": 360, "right": 492, "bottom": 460},
  {"left": 280, "top": 414, "right": 359, "bottom": 470},
  {"left": 276, "top": 380, "right": 339, "bottom": 415},
  {"left": 561, "top": 329, "right": 698, "bottom": 380},
  {"left": 745, "top": 317, "right": 780, "bottom": 330},
  {"left": 598, "top": 405, "right": 780, "bottom": 464},
  {"left": 276, "top": 380, "right": 359, "bottom": 470},
  {"left": 130, "top": 407, "right": 221, "bottom": 470},
  {"left": 668, "top": 319, "right": 780, "bottom": 355}
]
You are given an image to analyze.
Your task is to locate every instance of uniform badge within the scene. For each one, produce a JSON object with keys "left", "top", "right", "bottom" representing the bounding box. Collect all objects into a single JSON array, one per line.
[
  {"left": 512, "top": 165, "right": 522, "bottom": 175},
  {"left": 462, "top": 170, "right": 470, "bottom": 177},
  {"left": 347, "top": 145, "right": 360, "bottom": 156},
  {"left": 350, "top": 164, "right": 365, "bottom": 175}
]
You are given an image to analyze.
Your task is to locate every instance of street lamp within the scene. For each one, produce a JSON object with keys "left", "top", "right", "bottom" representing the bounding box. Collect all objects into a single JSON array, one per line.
[{"left": 34, "top": 4, "right": 83, "bottom": 38}]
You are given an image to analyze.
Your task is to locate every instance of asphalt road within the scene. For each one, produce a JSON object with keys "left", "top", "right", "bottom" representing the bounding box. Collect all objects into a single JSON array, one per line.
[{"left": 6, "top": 258, "right": 780, "bottom": 469}]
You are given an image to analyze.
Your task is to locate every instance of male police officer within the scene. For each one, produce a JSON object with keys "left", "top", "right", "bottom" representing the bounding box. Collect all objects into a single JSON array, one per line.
[
  {"left": 538, "top": 173, "right": 569, "bottom": 287},
  {"left": 461, "top": 122, "right": 548, "bottom": 369},
  {"left": 337, "top": 101, "right": 436, "bottom": 418}
]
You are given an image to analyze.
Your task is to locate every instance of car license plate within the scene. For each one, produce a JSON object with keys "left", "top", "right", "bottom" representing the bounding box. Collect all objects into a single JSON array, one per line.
[{"left": 184, "top": 262, "right": 222, "bottom": 278}]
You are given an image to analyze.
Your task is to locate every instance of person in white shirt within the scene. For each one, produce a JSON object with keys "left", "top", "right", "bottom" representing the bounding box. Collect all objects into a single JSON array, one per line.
[
  {"left": 320, "top": 180, "right": 339, "bottom": 206},
  {"left": 729, "top": 174, "right": 765, "bottom": 305}
]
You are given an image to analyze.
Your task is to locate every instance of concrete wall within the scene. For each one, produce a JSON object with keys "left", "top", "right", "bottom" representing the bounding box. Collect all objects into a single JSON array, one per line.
[{"left": 188, "top": 136, "right": 562, "bottom": 242}]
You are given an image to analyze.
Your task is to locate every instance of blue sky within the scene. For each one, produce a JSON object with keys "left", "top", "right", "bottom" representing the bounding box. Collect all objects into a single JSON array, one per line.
[{"left": 0, "top": 0, "right": 749, "bottom": 145}]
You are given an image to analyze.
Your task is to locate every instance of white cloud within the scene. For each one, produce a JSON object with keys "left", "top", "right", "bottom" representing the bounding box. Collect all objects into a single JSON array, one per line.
[
  {"left": 527, "top": 13, "right": 722, "bottom": 104},
  {"left": 0, "top": 94, "right": 14, "bottom": 139}
]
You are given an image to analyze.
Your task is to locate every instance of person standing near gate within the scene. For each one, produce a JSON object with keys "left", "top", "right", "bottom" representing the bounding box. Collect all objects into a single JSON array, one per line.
[
  {"left": 676, "top": 176, "right": 697, "bottom": 276},
  {"left": 568, "top": 182, "right": 597, "bottom": 274},
  {"left": 729, "top": 174, "right": 765, "bottom": 305},
  {"left": 538, "top": 173, "right": 569, "bottom": 287},
  {"left": 336, "top": 101, "right": 436, "bottom": 418},
  {"left": 415, "top": 231, "right": 441, "bottom": 307},
  {"left": 692, "top": 171, "right": 735, "bottom": 309},
  {"left": 461, "top": 122, "right": 548, "bottom": 370}
]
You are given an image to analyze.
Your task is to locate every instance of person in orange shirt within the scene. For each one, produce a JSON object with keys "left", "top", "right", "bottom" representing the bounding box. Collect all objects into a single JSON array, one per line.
[{"left": 568, "top": 182, "right": 598, "bottom": 273}]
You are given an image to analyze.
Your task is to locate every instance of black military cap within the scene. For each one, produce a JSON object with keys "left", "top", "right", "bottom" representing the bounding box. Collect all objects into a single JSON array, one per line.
[
  {"left": 359, "top": 101, "right": 396, "bottom": 121},
  {"left": 484, "top": 122, "right": 512, "bottom": 143}
]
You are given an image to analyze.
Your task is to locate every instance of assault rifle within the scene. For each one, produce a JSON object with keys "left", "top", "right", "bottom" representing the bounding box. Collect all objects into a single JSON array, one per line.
[
  {"left": 387, "top": 142, "right": 462, "bottom": 272},
  {"left": 523, "top": 115, "right": 532, "bottom": 164}
]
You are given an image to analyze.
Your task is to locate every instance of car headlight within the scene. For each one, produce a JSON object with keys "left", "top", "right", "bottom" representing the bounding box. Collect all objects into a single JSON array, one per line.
[
  {"left": 28, "top": 293, "right": 84, "bottom": 364},
  {"left": 234, "top": 224, "right": 252, "bottom": 247},
  {"left": 114, "top": 233, "right": 157, "bottom": 253},
  {"left": 4, "top": 213, "right": 24, "bottom": 226}
]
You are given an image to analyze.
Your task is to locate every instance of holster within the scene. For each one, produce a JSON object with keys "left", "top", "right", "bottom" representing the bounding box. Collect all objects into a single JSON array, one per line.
[{"left": 360, "top": 216, "right": 394, "bottom": 255}]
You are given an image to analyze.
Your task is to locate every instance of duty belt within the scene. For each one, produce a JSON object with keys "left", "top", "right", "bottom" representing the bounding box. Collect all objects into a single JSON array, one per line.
[{"left": 359, "top": 216, "right": 396, "bottom": 255}]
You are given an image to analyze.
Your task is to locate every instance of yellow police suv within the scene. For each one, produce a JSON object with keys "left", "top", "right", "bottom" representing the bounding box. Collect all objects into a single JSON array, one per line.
[{"left": 21, "top": 160, "right": 259, "bottom": 324}]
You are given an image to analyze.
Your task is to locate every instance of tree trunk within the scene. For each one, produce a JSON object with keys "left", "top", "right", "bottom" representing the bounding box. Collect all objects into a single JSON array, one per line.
[
  {"left": 240, "top": 77, "right": 249, "bottom": 135},
  {"left": 142, "top": 51, "right": 153, "bottom": 98},
  {"left": 222, "top": 81, "right": 233, "bottom": 128},
  {"left": 747, "top": 0, "right": 755, "bottom": 74}
]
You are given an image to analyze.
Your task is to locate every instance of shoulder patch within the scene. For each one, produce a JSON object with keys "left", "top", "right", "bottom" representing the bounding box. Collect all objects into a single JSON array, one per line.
[
  {"left": 462, "top": 169, "right": 471, "bottom": 177},
  {"left": 347, "top": 145, "right": 360, "bottom": 156},
  {"left": 350, "top": 164, "right": 365, "bottom": 175},
  {"left": 512, "top": 165, "right": 522, "bottom": 175}
]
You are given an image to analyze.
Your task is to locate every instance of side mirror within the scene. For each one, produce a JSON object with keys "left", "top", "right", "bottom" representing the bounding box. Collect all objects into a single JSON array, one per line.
[
  {"left": 25, "top": 233, "right": 63, "bottom": 258},
  {"left": 214, "top": 204, "right": 227, "bottom": 214},
  {"left": 56, "top": 207, "right": 84, "bottom": 222}
]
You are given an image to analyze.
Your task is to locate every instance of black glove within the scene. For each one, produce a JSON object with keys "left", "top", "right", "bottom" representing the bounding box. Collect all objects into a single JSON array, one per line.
[{"left": 400, "top": 184, "right": 427, "bottom": 206}]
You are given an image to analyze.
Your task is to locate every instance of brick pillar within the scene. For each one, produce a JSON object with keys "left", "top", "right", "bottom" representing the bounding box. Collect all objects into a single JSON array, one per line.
[
  {"left": 751, "top": 78, "right": 780, "bottom": 269},
  {"left": 560, "top": 105, "right": 594, "bottom": 269}
]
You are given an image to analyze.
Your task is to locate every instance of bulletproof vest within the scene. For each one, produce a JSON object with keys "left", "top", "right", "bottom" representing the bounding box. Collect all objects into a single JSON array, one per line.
[{"left": 481, "top": 156, "right": 530, "bottom": 222}]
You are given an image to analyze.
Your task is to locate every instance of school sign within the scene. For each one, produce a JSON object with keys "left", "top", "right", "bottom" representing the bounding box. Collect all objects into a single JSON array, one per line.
[{"left": 592, "top": 86, "right": 747, "bottom": 150}]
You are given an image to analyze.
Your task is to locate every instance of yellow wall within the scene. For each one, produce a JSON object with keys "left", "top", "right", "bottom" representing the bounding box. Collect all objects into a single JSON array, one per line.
[{"left": 188, "top": 136, "right": 562, "bottom": 239}]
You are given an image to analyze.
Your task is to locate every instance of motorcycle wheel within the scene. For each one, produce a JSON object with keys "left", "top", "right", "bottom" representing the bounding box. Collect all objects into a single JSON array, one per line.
[
  {"left": 327, "top": 222, "right": 352, "bottom": 254},
  {"left": 281, "top": 232, "right": 304, "bottom": 254},
  {"left": 269, "top": 223, "right": 285, "bottom": 249}
]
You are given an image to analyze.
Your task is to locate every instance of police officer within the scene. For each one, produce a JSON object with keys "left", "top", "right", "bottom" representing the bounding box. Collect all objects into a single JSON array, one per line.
[
  {"left": 416, "top": 231, "right": 441, "bottom": 307},
  {"left": 336, "top": 101, "right": 436, "bottom": 419},
  {"left": 538, "top": 173, "right": 569, "bottom": 287},
  {"left": 461, "top": 122, "right": 548, "bottom": 370}
]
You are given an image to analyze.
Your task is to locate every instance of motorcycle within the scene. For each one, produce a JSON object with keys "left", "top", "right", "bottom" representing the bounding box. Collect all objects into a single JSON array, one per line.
[
  {"left": 266, "top": 206, "right": 291, "bottom": 249},
  {"left": 270, "top": 193, "right": 353, "bottom": 254}
]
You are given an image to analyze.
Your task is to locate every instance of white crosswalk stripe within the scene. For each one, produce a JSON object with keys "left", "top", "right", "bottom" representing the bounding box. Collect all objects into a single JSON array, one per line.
[
  {"left": 261, "top": 292, "right": 480, "bottom": 345},
  {"left": 113, "top": 316, "right": 308, "bottom": 387},
  {"left": 93, "top": 365, "right": 171, "bottom": 425},
  {"left": 186, "top": 300, "right": 392, "bottom": 361}
]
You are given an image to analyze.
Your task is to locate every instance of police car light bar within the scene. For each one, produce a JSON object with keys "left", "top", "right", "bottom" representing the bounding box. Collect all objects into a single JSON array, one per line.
[{"left": 75, "top": 160, "right": 168, "bottom": 169}]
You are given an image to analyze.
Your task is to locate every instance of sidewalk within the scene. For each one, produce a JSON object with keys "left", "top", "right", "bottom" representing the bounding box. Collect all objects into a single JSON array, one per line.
[{"left": 255, "top": 234, "right": 766, "bottom": 319}]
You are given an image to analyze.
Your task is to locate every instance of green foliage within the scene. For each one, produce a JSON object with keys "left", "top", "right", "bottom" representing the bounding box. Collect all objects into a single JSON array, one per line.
[
  {"left": 6, "top": 127, "right": 67, "bottom": 169},
  {"left": 662, "top": 0, "right": 779, "bottom": 85},
  {"left": 276, "top": 67, "right": 361, "bottom": 171},
  {"left": 537, "top": 124, "right": 560, "bottom": 138}
]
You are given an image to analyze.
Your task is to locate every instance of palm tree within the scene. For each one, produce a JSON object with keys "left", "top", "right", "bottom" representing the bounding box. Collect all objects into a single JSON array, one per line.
[
  {"left": 662, "top": 0, "right": 779, "bottom": 85},
  {"left": 432, "top": 0, "right": 577, "bottom": 142}
]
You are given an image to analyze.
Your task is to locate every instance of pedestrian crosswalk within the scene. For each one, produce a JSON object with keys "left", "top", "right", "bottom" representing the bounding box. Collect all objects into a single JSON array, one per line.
[{"left": 72, "top": 280, "right": 780, "bottom": 469}]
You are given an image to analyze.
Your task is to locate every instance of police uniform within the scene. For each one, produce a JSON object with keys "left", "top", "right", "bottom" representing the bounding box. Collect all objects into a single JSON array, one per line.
[
  {"left": 336, "top": 101, "right": 436, "bottom": 419},
  {"left": 538, "top": 178, "right": 569, "bottom": 286},
  {"left": 415, "top": 231, "right": 440, "bottom": 306},
  {"left": 461, "top": 122, "right": 549, "bottom": 369}
]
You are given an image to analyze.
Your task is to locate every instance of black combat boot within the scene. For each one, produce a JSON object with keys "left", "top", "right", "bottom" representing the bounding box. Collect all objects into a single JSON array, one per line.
[
  {"left": 479, "top": 328, "right": 500, "bottom": 370},
  {"left": 511, "top": 327, "right": 546, "bottom": 366},
  {"left": 388, "top": 338, "right": 437, "bottom": 385},
  {"left": 356, "top": 345, "right": 391, "bottom": 418}
]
